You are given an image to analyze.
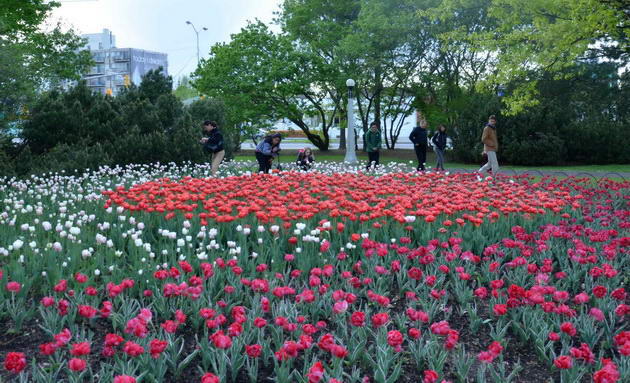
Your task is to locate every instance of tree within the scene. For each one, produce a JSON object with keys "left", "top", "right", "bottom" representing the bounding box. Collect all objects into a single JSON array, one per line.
[
  {"left": 1, "top": 0, "right": 92, "bottom": 135},
  {"left": 339, "top": 0, "right": 436, "bottom": 148},
  {"left": 278, "top": 0, "right": 438, "bottom": 149},
  {"left": 429, "top": 0, "right": 629, "bottom": 113},
  {"left": 280, "top": 0, "right": 361, "bottom": 149},
  {"left": 187, "top": 98, "right": 241, "bottom": 160},
  {"left": 173, "top": 76, "right": 199, "bottom": 100},
  {"left": 194, "top": 22, "right": 339, "bottom": 150},
  {"left": 138, "top": 67, "right": 173, "bottom": 104}
]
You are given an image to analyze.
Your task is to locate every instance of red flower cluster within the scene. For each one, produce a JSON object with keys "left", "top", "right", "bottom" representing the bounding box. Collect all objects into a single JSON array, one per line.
[
  {"left": 103, "top": 173, "right": 573, "bottom": 224},
  {"left": 478, "top": 341, "right": 504, "bottom": 363}
]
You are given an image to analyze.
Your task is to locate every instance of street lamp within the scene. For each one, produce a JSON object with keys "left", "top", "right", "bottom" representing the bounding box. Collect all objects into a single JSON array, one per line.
[
  {"left": 186, "top": 21, "right": 208, "bottom": 65},
  {"left": 344, "top": 78, "right": 358, "bottom": 164}
]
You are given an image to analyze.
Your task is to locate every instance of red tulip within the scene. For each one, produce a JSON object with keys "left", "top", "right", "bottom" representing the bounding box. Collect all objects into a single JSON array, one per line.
[
  {"left": 68, "top": 358, "right": 86, "bottom": 372},
  {"left": 150, "top": 339, "right": 168, "bottom": 358},
  {"left": 423, "top": 370, "right": 439, "bottom": 383},
  {"left": 371, "top": 313, "right": 389, "bottom": 328},
  {"left": 122, "top": 341, "right": 144, "bottom": 357},
  {"left": 350, "top": 312, "right": 365, "bottom": 327},
  {"left": 4, "top": 352, "right": 26, "bottom": 373},
  {"left": 553, "top": 355, "right": 573, "bottom": 369},
  {"left": 113, "top": 376, "right": 136, "bottom": 383},
  {"left": 6, "top": 281, "right": 21, "bottom": 293},
  {"left": 492, "top": 304, "right": 507, "bottom": 316},
  {"left": 70, "top": 342, "right": 91, "bottom": 357},
  {"left": 307, "top": 361, "right": 325, "bottom": 383},
  {"left": 245, "top": 344, "right": 262, "bottom": 358},
  {"left": 560, "top": 322, "right": 577, "bottom": 337}
]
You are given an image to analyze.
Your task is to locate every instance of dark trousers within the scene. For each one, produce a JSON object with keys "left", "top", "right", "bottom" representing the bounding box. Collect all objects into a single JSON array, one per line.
[
  {"left": 414, "top": 145, "right": 426, "bottom": 171},
  {"left": 256, "top": 152, "right": 272, "bottom": 173},
  {"left": 297, "top": 161, "right": 312, "bottom": 171},
  {"left": 367, "top": 151, "right": 380, "bottom": 169}
]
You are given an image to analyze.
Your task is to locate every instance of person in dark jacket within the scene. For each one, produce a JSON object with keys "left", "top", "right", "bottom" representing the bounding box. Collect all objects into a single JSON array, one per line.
[
  {"left": 431, "top": 124, "right": 448, "bottom": 171},
  {"left": 296, "top": 147, "right": 315, "bottom": 171},
  {"left": 199, "top": 120, "right": 225, "bottom": 176},
  {"left": 364, "top": 122, "right": 382, "bottom": 170},
  {"left": 255, "top": 133, "right": 282, "bottom": 173},
  {"left": 409, "top": 114, "right": 428, "bottom": 171}
]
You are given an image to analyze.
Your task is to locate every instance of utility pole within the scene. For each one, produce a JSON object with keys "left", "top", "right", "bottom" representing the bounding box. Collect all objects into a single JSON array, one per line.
[{"left": 186, "top": 21, "right": 208, "bottom": 65}]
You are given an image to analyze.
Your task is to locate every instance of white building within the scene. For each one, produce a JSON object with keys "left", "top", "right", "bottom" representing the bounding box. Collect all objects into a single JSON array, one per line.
[{"left": 83, "top": 28, "right": 116, "bottom": 51}]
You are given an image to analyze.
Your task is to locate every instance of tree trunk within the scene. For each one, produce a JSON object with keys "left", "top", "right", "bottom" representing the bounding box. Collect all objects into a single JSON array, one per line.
[
  {"left": 289, "top": 118, "right": 329, "bottom": 151},
  {"left": 374, "top": 66, "right": 382, "bottom": 128},
  {"left": 339, "top": 127, "right": 346, "bottom": 150}
]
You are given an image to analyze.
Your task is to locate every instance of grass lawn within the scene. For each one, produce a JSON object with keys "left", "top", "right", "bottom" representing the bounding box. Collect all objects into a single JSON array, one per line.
[{"left": 233, "top": 150, "right": 630, "bottom": 174}]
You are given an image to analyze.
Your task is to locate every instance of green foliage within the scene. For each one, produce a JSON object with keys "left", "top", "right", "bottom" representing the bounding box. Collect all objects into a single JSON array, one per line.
[
  {"left": 450, "top": 62, "right": 630, "bottom": 165},
  {"left": 1, "top": 1, "right": 92, "bottom": 134},
  {"left": 194, "top": 21, "right": 336, "bottom": 150},
  {"left": 138, "top": 67, "right": 173, "bottom": 104},
  {"left": 427, "top": 0, "right": 628, "bottom": 113},
  {"left": 9, "top": 69, "right": 233, "bottom": 174},
  {"left": 187, "top": 98, "right": 239, "bottom": 160},
  {"left": 173, "top": 76, "right": 199, "bottom": 101}
]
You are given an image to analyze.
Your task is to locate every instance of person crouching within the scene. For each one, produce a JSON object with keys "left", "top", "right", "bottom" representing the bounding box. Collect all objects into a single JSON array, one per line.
[
  {"left": 296, "top": 147, "right": 314, "bottom": 171},
  {"left": 255, "top": 133, "right": 282, "bottom": 173}
]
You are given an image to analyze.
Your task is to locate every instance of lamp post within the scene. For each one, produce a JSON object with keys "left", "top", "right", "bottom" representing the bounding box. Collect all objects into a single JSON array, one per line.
[
  {"left": 344, "top": 78, "right": 358, "bottom": 164},
  {"left": 186, "top": 21, "right": 208, "bottom": 65}
]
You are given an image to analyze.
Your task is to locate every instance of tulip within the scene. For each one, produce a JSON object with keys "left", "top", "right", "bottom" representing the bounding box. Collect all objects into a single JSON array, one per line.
[
  {"left": 113, "top": 376, "right": 136, "bottom": 383},
  {"left": 553, "top": 355, "right": 573, "bottom": 369},
  {"left": 4, "top": 352, "right": 26, "bottom": 373},
  {"left": 6, "top": 282, "right": 21, "bottom": 293},
  {"left": 201, "top": 373, "right": 220, "bottom": 383},
  {"left": 68, "top": 358, "right": 87, "bottom": 372},
  {"left": 70, "top": 342, "right": 91, "bottom": 357}
]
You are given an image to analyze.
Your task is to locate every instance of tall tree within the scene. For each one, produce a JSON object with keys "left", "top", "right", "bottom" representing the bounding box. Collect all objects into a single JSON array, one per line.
[
  {"left": 0, "top": 0, "right": 92, "bottom": 133},
  {"left": 194, "top": 22, "right": 339, "bottom": 150},
  {"left": 280, "top": 0, "right": 360, "bottom": 149},
  {"left": 339, "top": 0, "right": 435, "bottom": 148},
  {"left": 430, "top": 0, "right": 629, "bottom": 113},
  {"left": 279, "top": 0, "right": 436, "bottom": 149}
]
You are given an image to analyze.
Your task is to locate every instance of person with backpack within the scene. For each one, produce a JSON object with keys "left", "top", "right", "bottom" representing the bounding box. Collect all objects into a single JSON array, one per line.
[
  {"left": 255, "top": 133, "right": 282, "bottom": 173},
  {"left": 365, "top": 122, "right": 382, "bottom": 170},
  {"left": 431, "top": 124, "right": 448, "bottom": 171},
  {"left": 199, "top": 120, "right": 225, "bottom": 176},
  {"left": 409, "top": 114, "right": 428, "bottom": 171},
  {"left": 296, "top": 147, "right": 315, "bottom": 171},
  {"left": 478, "top": 115, "right": 499, "bottom": 175}
]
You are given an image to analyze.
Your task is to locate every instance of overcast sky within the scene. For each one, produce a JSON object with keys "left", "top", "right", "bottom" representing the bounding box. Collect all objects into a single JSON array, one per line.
[{"left": 50, "top": 0, "right": 282, "bottom": 81}]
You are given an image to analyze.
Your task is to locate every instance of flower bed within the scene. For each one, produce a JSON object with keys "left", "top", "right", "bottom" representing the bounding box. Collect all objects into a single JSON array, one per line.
[{"left": 0, "top": 163, "right": 628, "bottom": 383}]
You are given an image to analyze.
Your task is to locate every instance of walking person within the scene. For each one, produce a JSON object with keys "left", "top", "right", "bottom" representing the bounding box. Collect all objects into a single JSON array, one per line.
[
  {"left": 255, "top": 133, "right": 282, "bottom": 173},
  {"left": 296, "top": 147, "right": 315, "bottom": 171},
  {"left": 200, "top": 120, "right": 225, "bottom": 177},
  {"left": 431, "top": 124, "right": 448, "bottom": 171},
  {"left": 365, "top": 122, "right": 382, "bottom": 170},
  {"left": 478, "top": 115, "right": 499, "bottom": 175},
  {"left": 409, "top": 114, "right": 428, "bottom": 171}
]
